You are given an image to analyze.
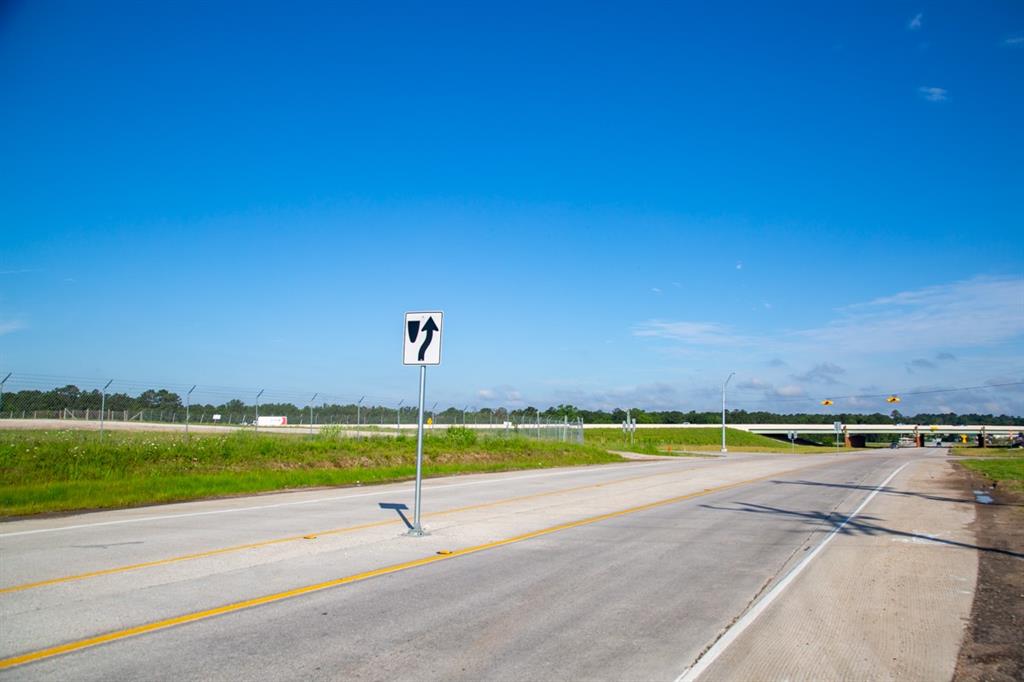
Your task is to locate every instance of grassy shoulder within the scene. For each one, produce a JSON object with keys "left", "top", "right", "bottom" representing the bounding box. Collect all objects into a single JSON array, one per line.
[
  {"left": 951, "top": 446, "right": 1024, "bottom": 458},
  {"left": 958, "top": 458, "right": 1024, "bottom": 493},
  {"left": 586, "top": 427, "right": 845, "bottom": 455},
  {"left": 0, "top": 428, "right": 623, "bottom": 517}
]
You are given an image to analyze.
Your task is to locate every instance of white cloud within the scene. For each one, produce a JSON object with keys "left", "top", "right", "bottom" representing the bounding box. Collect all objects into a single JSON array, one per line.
[
  {"left": 651, "top": 287, "right": 662, "bottom": 294},
  {"left": 918, "top": 86, "right": 948, "bottom": 102},
  {"left": 908, "top": 13, "right": 922, "bottom": 30},
  {"left": 635, "top": 276, "right": 1024, "bottom": 357},
  {"left": 735, "top": 261, "right": 743, "bottom": 270},
  {"left": 0, "top": 320, "right": 26, "bottom": 336},
  {"left": 774, "top": 385, "right": 805, "bottom": 397},
  {"left": 1003, "top": 36, "right": 1024, "bottom": 47},
  {"left": 633, "top": 321, "right": 750, "bottom": 347},
  {"left": 801, "top": 276, "right": 1024, "bottom": 353}
]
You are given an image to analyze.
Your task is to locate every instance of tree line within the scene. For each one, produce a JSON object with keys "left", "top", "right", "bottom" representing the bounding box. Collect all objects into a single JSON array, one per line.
[{"left": 0, "top": 385, "right": 1020, "bottom": 426}]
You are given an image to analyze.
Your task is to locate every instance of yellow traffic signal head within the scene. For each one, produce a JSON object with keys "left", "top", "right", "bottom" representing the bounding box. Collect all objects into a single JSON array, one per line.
[
  {"left": 821, "top": 399, "right": 834, "bottom": 406},
  {"left": 887, "top": 395, "right": 901, "bottom": 403}
]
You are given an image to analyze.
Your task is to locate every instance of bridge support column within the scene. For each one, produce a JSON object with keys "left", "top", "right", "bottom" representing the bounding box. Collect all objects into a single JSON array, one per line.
[
  {"left": 843, "top": 426, "right": 851, "bottom": 447},
  {"left": 914, "top": 426, "right": 923, "bottom": 447},
  {"left": 978, "top": 426, "right": 987, "bottom": 448}
]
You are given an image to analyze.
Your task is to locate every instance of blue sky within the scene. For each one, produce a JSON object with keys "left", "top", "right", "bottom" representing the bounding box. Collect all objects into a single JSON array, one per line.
[{"left": 2, "top": 1, "right": 1022, "bottom": 414}]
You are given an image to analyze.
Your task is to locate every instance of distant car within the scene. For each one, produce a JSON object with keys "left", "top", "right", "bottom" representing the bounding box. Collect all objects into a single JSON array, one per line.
[
  {"left": 889, "top": 442, "right": 899, "bottom": 449},
  {"left": 1011, "top": 432, "right": 1024, "bottom": 448}
]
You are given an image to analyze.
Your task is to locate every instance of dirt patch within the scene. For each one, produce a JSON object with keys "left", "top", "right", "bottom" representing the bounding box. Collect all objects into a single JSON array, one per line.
[{"left": 953, "top": 462, "right": 1024, "bottom": 682}]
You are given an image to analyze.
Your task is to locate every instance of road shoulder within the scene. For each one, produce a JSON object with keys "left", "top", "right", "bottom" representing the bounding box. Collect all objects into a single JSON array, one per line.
[
  {"left": 693, "top": 457, "right": 978, "bottom": 681},
  {"left": 953, "top": 464, "right": 1024, "bottom": 682}
]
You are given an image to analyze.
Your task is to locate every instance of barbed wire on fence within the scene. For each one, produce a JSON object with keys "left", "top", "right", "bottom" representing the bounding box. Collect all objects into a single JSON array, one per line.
[{"left": 0, "top": 372, "right": 586, "bottom": 444}]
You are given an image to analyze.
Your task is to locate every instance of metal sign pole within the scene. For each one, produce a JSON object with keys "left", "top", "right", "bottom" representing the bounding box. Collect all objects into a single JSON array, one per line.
[{"left": 410, "top": 365, "right": 427, "bottom": 536}]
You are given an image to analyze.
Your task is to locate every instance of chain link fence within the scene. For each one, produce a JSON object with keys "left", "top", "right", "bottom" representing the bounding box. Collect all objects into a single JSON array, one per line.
[{"left": 0, "top": 373, "right": 586, "bottom": 444}]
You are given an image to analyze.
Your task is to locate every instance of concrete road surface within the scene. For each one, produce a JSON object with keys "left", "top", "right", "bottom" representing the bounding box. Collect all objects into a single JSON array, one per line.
[{"left": 0, "top": 449, "right": 978, "bottom": 680}]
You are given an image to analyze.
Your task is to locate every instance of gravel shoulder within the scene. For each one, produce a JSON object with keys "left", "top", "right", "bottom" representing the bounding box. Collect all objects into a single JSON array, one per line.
[{"left": 953, "top": 464, "right": 1024, "bottom": 682}]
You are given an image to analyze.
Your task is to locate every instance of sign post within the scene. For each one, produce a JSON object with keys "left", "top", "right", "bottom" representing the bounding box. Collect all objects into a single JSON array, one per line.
[
  {"left": 403, "top": 311, "right": 443, "bottom": 536},
  {"left": 833, "top": 421, "right": 843, "bottom": 451}
]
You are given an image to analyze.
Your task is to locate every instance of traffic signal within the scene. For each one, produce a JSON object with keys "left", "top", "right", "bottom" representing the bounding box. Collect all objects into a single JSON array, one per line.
[
  {"left": 821, "top": 399, "right": 834, "bottom": 406},
  {"left": 887, "top": 395, "right": 901, "bottom": 403}
]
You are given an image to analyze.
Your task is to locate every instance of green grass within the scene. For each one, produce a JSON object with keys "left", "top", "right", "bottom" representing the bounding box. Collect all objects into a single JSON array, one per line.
[
  {"left": 959, "top": 458, "right": 1024, "bottom": 493},
  {"left": 584, "top": 427, "right": 844, "bottom": 455},
  {"left": 951, "top": 447, "right": 1024, "bottom": 458},
  {"left": 0, "top": 429, "right": 622, "bottom": 516}
]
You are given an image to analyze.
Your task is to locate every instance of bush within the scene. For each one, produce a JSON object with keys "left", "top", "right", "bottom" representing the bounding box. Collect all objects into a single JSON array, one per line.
[{"left": 442, "top": 426, "right": 477, "bottom": 446}]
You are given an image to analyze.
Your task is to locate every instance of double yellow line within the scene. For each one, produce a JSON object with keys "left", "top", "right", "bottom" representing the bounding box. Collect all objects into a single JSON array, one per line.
[
  {"left": 1, "top": 469, "right": 678, "bottom": 596},
  {"left": 0, "top": 463, "right": 820, "bottom": 670}
]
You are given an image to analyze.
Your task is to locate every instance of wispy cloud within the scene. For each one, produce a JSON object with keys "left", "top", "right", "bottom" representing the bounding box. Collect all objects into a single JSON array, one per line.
[
  {"left": 905, "top": 358, "right": 936, "bottom": 373},
  {"left": 476, "top": 385, "right": 522, "bottom": 404},
  {"left": 793, "top": 362, "right": 846, "bottom": 384},
  {"left": 635, "top": 276, "right": 1024, "bottom": 356},
  {"left": 651, "top": 287, "right": 662, "bottom": 294},
  {"left": 1003, "top": 35, "right": 1024, "bottom": 47},
  {"left": 633, "top": 321, "right": 750, "bottom": 347},
  {"left": 918, "top": 86, "right": 948, "bottom": 102},
  {"left": 908, "top": 13, "right": 922, "bottom": 30},
  {"left": 0, "top": 320, "right": 26, "bottom": 336}
]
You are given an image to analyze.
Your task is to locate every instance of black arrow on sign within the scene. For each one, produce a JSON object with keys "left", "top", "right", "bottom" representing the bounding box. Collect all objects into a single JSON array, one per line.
[{"left": 418, "top": 317, "right": 439, "bottom": 361}]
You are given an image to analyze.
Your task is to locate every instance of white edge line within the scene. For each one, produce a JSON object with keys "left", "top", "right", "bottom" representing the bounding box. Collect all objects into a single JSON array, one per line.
[
  {"left": 0, "top": 461, "right": 671, "bottom": 538},
  {"left": 674, "top": 460, "right": 913, "bottom": 682}
]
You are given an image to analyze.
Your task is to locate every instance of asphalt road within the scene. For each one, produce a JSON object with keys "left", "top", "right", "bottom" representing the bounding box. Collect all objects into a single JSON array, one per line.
[{"left": 0, "top": 448, "right": 977, "bottom": 680}]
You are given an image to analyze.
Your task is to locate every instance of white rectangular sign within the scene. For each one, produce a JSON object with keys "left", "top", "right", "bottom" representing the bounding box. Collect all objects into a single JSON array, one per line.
[{"left": 403, "top": 311, "right": 443, "bottom": 365}]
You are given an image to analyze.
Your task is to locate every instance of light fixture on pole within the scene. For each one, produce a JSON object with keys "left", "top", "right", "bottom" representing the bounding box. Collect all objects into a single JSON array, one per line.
[
  {"left": 721, "top": 372, "right": 735, "bottom": 453},
  {"left": 185, "top": 385, "right": 196, "bottom": 437}
]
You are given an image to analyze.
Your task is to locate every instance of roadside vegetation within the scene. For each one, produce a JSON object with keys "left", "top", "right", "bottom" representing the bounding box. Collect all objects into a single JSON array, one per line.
[
  {"left": 950, "top": 446, "right": 1024, "bottom": 458},
  {"left": 952, "top": 447, "right": 1024, "bottom": 493},
  {"left": 584, "top": 427, "right": 844, "bottom": 455},
  {"left": 0, "top": 428, "right": 622, "bottom": 516},
  {"left": 958, "top": 458, "right": 1024, "bottom": 493}
]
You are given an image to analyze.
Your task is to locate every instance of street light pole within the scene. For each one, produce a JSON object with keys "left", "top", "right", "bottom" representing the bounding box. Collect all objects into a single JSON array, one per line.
[
  {"left": 309, "top": 393, "right": 318, "bottom": 436},
  {"left": 100, "top": 380, "right": 113, "bottom": 437},
  {"left": 185, "top": 385, "right": 196, "bottom": 438},
  {"left": 356, "top": 396, "right": 365, "bottom": 438},
  {"left": 255, "top": 389, "right": 264, "bottom": 432},
  {"left": 721, "top": 372, "right": 735, "bottom": 453},
  {"left": 396, "top": 399, "right": 404, "bottom": 434}
]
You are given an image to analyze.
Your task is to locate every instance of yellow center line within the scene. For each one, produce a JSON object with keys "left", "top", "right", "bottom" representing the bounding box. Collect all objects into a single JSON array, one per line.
[
  {"left": 0, "top": 468, "right": 678, "bottom": 595},
  {"left": 0, "top": 461, "right": 825, "bottom": 671}
]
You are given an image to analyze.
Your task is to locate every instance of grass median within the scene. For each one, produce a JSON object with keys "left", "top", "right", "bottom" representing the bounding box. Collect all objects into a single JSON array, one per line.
[
  {"left": 0, "top": 428, "right": 624, "bottom": 517},
  {"left": 585, "top": 427, "right": 844, "bottom": 455},
  {"left": 952, "top": 447, "right": 1024, "bottom": 493}
]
